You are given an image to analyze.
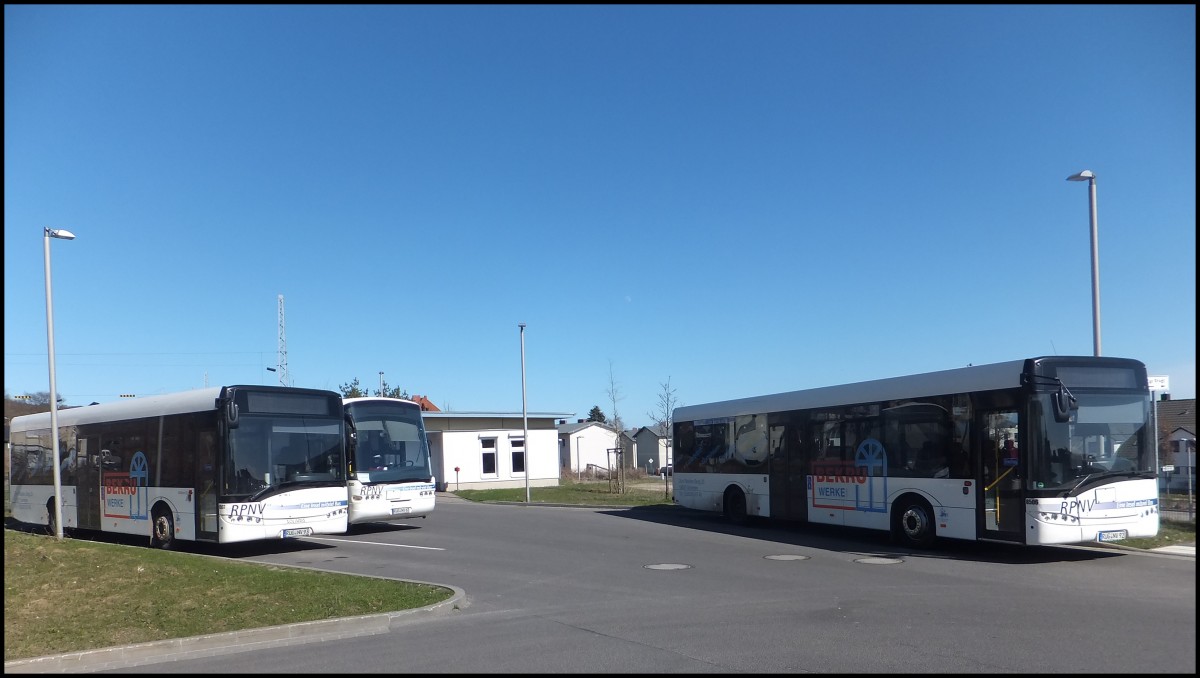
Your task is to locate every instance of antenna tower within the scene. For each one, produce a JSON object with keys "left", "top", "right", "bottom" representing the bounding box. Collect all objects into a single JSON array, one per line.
[{"left": 277, "top": 294, "right": 291, "bottom": 386}]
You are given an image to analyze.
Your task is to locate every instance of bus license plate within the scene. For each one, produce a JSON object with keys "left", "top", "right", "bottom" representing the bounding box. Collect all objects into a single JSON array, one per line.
[
  {"left": 391, "top": 507, "right": 412, "bottom": 515},
  {"left": 282, "top": 527, "right": 313, "bottom": 538},
  {"left": 1097, "top": 530, "right": 1128, "bottom": 543}
]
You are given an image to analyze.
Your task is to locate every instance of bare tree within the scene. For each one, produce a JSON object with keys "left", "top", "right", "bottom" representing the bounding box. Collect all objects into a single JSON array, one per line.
[
  {"left": 605, "top": 360, "right": 625, "bottom": 435},
  {"left": 8, "top": 391, "right": 58, "bottom": 406},
  {"left": 647, "top": 376, "right": 679, "bottom": 439},
  {"left": 647, "top": 378, "right": 680, "bottom": 482},
  {"left": 605, "top": 360, "right": 625, "bottom": 492}
]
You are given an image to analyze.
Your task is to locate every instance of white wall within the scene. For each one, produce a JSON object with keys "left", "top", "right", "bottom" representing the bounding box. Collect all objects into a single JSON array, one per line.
[
  {"left": 562, "top": 426, "right": 619, "bottom": 475},
  {"left": 431, "top": 425, "right": 562, "bottom": 491}
]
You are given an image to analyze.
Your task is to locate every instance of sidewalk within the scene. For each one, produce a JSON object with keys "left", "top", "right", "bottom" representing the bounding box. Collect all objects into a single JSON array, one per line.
[{"left": 1149, "top": 543, "right": 1195, "bottom": 556}]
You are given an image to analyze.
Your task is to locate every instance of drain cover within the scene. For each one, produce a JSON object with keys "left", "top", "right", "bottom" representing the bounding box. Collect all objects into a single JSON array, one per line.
[{"left": 854, "top": 556, "right": 903, "bottom": 565}]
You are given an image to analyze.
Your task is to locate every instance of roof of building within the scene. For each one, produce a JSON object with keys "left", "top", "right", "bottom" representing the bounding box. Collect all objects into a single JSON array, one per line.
[
  {"left": 410, "top": 394, "right": 441, "bottom": 412},
  {"left": 423, "top": 411, "right": 574, "bottom": 420},
  {"left": 1157, "top": 396, "right": 1196, "bottom": 440},
  {"left": 556, "top": 420, "right": 619, "bottom": 435},
  {"left": 633, "top": 426, "right": 664, "bottom": 439}
]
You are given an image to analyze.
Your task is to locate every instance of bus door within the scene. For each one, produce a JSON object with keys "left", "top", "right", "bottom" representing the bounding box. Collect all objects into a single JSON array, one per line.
[
  {"left": 977, "top": 409, "right": 1024, "bottom": 543},
  {"left": 767, "top": 413, "right": 808, "bottom": 522},
  {"left": 195, "top": 428, "right": 219, "bottom": 542},
  {"left": 77, "top": 435, "right": 102, "bottom": 530}
]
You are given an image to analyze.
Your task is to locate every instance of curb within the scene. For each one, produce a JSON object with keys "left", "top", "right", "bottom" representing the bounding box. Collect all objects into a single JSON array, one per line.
[
  {"left": 3, "top": 585, "right": 466, "bottom": 673},
  {"left": 1097, "top": 541, "right": 1195, "bottom": 557},
  {"left": 1149, "top": 544, "right": 1196, "bottom": 556}
]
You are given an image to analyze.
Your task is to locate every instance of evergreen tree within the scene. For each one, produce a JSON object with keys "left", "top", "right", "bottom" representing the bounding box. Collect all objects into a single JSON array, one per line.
[
  {"left": 338, "top": 378, "right": 367, "bottom": 398},
  {"left": 338, "top": 378, "right": 409, "bottom": 400}
]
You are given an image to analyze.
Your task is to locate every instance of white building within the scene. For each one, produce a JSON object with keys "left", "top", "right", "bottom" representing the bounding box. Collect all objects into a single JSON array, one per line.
[
  {"left": 618, "top": 429, "right": 637, "bottom": 470},
  {"left": 423, "top": 411, "right": 573, "bottom": 491},
  {"left": 556, "top": 420, "right": 620, "bottom": 477}
]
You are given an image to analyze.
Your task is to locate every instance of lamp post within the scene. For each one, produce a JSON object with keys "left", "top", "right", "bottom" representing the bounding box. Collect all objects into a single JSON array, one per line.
[
  {"left": 576, "top": 435, "right": 584, "bottom": 482},
  {"left": 1067, "top": 170, "right": 1101, "bottom": 356},
  {"left": 43, "top": 227, "right": 76, "bottom": 540},
  {"left": 379, "top": 371, "right": 384, "bottom": 396},
  {"left": 519, "top": 323, "right": 530, "bottom": 503}
]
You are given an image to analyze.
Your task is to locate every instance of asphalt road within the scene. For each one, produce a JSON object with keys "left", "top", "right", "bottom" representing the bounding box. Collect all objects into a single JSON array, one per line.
[{"left": 17, "top": 495, "right": 1200, "bottom": 673}]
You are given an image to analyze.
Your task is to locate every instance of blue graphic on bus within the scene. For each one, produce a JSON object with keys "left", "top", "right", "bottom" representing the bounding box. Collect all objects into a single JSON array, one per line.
[
  {"left": 101, "top": 451, "right": 149, "bottom": 520},
  {"left": 853, "top": 438, "right": 888, "bottom": 513}
]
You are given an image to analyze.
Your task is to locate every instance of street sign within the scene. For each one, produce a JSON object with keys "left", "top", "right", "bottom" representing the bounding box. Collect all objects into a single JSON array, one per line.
[
  {"left": 1161, "top": 465, "right": 1175, "bottom": 473},
  {"left": 1148, "top": 375, "right": 1169, "bottom": 391}
]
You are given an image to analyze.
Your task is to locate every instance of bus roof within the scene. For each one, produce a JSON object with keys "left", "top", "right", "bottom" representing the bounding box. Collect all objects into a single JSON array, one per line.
[
  {"left": 9, "top": 387, "right": 224, "bottom": 432},
  {"left": 9, "top": 384, "right": 344, "bottom": 432},
  {"left": 672, "top": 358, "right": 1032, "bottom": 422},
  {"left": 343, "top": 396, "right": 420, "bottom": 407}
]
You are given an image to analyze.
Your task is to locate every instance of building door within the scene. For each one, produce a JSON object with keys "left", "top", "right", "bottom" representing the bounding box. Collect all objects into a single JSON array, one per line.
[{"left": 977, "top": 408, "right": 1025, "bottom": 543}]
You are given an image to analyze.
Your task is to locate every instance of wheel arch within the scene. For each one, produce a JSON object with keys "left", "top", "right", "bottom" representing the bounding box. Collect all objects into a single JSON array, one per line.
[{"left": 890, "top": 491, "right": 939, "bottom": 548}]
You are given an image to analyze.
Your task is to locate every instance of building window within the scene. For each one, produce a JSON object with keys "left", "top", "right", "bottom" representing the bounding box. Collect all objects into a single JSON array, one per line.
[
  {"left": 511, "top": 437, "right": 525, "bottom": 474},
  {"left": 481, "top": 438, "right": 497, "bottom": 476}
]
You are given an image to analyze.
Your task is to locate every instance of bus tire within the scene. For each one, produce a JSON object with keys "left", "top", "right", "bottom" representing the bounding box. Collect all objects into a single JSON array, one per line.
[
  {"left": 893, "top": 496, "right": 936, "bottom": 549},
  {"left": 724, "top": 486, "right": 749, "bottom": 525},
  {"left": 151, "top": 504, "right": 175, "bottom": 550}
]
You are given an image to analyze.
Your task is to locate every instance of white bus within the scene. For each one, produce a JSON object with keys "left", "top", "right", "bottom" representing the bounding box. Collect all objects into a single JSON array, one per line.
[
  {"left": 671, "top": 356, "right": 1159, "bottom": 548},
  {"left": 7, "top": 385, "right": 350, "bottom": 548},
  {"left": 342, "top": 397, "right": 436, "bottom": 526}
]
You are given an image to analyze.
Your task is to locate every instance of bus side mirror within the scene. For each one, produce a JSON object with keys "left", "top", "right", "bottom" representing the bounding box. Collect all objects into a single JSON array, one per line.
[
  {"left": 224, "top": 399, "right": 240, "bottom": 430},
  {"left": 344, "top": 413, "right": 357, "bottom": 453},
  {"left": 1052, "top": 386, "right": 1077, "bottom": 423}
]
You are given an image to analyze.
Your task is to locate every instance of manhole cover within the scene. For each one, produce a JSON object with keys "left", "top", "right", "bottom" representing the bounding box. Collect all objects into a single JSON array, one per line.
[
  {"left": 644, "top": 563, "right": 692, "bottom": 570},
  {"left": 765, "top": 554, "right": 811, "bottom": 561},
  {"left": 854, "top": 556, "right": 903, "bottom": 565}
]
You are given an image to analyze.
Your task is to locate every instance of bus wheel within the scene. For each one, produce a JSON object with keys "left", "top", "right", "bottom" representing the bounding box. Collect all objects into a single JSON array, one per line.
[
  {"left": 151, "top": 506, "right": 175, "bottom": 550},
  {"left": 893, "top": 497, "right": 936, "bottom": 549},
  {"left": 724, "top": 487, "right": 749, "bottom": 525}
]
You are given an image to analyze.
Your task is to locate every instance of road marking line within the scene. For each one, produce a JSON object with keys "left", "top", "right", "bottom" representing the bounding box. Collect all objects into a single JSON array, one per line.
[{"left": 306, "top": 537, "right": 445, "bottom": 550}]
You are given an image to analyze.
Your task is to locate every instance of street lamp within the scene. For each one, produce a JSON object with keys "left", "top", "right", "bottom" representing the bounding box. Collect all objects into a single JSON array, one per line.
[
  {"left": 519, "top": 323, "right": 529, "bottom": 503},
  {"left": 379, "top": 371, "right": 384, "bottom": 396},
  {"left": 576, "top": 435, "right": 584, "bottom": 482},
  {"left": 1067, "top": 170, "right": 1101, "bottom": 356},
  {"left": 44, "top": 227, "right": 76, "bottom": 540}
]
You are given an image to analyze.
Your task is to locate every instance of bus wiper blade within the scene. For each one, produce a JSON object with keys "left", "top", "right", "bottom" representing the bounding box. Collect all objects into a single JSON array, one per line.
[
  {"left": 1068, "top": 473, "right": 1095, "bottom": 496},
  {"left": 247, "top": 486, "right": 280, "bottom": 502}
]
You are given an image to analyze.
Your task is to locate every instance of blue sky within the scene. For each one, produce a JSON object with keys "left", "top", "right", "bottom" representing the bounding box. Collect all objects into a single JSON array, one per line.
[{"left": 4, "top": 5, "right": 1196, "bottom": 428}]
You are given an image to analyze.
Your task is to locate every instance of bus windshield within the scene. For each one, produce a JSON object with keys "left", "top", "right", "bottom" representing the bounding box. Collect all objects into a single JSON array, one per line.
[
  {"left": 350, "top": 402, "right": 433, "bottom": 483},
  {"left": 1028, "top": 391, "right": 1153, "bottom": 491},
  {"left": 226, "top": 416, "right": 344, "bottom": 498}
]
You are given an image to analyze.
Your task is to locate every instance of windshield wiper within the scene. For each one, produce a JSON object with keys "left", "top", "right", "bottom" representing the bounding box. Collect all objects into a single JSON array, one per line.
[
  {"left": 1068, "top": 473, "right": 1096, "bottom": 496},
  {"left": 1023, "top": 374, "right": 1079, "bottom": 422}
]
